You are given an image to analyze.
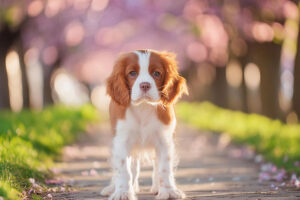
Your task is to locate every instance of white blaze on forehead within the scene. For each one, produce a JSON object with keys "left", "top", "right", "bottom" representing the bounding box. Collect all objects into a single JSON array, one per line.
[
  {"left": 134, "top": 50, "right": 151, "bottom": 73},
  {"left": 131, "top": 50, "right": 160, "bottom": 103}
]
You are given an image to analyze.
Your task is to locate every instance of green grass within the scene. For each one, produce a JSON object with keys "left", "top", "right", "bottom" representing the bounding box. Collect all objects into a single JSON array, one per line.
[
  {"left": 176, "top": 102, "right": 300, "bottom": 175},
  {"left": 0, "top": 105, "right": 99, "bottom": 199}
]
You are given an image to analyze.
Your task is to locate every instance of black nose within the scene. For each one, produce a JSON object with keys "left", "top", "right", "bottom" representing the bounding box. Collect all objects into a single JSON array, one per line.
[{"left": 140, "top": 82, "right": 151, "bottom": 92}]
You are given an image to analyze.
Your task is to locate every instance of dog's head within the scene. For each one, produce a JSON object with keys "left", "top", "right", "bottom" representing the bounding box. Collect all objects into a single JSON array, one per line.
[{"left": 106, "top": 49, "right": 188, "bottom": 107}]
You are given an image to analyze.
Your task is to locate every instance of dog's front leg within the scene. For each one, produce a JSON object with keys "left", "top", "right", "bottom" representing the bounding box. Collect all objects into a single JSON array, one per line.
[
  {"left": 155, "top": 136, "right": 185, "bottom": 199},
  {"left": 109, "top": 134, "right": 136, "bottom": 200}
]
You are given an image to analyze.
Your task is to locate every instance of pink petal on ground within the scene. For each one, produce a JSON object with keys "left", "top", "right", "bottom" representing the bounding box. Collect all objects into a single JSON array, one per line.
[
  {"left": 259, "top": 172, "right": 271, "bottom": 181},
  {"left": 81, "top": 170, "right": 89, "bottom": 176},
  {"left": 261, "top": 163, "right": 273, "bottom": 172},
  {"left": 45, "top": 178, "right": 64, "bottom": 185},
  {"left": 229, "top": 148, "right": 242, "bottom": 158},
  {"left": 50, "top": 168, "right": 61, "bottom": 174},
  {"left": 47, "top": 193, "right": 53, "bottom": 198},
  {"left": 273, "top": 169, "right": 286, "bottom": 182},
  {"left": 291, "top": 173, "right": 298, "bottom": 183},
  {"left": 295, "top": 179, "right": 300, "bottom": 188},
  {"left": 90, "top": 169, "right": 98, "bottom": 176},
  {"left": 28, "top": 188, "right": 33, "bottom": 195},
  {"left": 271, "top": 166, "right": 277, "bottom": 173}
]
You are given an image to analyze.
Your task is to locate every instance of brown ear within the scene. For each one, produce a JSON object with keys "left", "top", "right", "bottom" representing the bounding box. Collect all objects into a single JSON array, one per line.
[
  {"left": 106, "top": 55, "right": 130, "bottom": 107},
  {"left": 160, "top": 52, "right": 188, "bottom": 105},
  {"left": 162, "top": 75, "right": 188, "bottom": 105}
]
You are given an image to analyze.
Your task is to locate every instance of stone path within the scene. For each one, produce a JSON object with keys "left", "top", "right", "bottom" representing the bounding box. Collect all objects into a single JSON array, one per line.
[{"left": 51, "top": 122, "right": 300, "bottom": 200}]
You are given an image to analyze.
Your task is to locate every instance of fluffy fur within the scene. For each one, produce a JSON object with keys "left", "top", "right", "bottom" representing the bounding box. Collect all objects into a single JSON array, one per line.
[{"left": 102, "top": 49, "right": 188, "bottom": 200}]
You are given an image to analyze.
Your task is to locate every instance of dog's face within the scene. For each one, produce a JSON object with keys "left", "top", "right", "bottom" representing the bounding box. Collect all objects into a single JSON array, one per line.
[{"left": 107, "top": 50, "right": 188, "bottom": 106}]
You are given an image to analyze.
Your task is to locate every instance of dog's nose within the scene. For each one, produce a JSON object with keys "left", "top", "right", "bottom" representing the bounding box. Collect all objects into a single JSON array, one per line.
[{"left": 140, "top": 82, "right": 151, "bottom": 92}]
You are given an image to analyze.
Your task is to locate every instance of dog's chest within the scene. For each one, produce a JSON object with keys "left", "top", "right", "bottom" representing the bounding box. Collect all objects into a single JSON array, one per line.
[{"left": 116, "top": 103, "right": 173, "bottom": 146}]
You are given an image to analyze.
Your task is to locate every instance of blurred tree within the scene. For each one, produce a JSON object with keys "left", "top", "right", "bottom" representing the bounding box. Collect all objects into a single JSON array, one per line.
[
  {"left": 293, "top": 21, "right": 300, "bottom": 118},
  {"left": 213, "top": 67, "right": 228, "bottom": 108},
  {"left": 0, "top": 24, "right": 22, "bottom": 109},
  {"left": 0, "top": 0, "right": 298, "bottom": 122},
  {"left": 247, "top": 42, "right": 282, "bottom": 118},
  {"left": 16, "top": 38, "right": 30, "bottom": 108}
]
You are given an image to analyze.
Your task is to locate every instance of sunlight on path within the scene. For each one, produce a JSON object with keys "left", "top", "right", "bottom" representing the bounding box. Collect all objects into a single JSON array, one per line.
[{"left": 51, "top": 122, "right": 299, "bottom": 200}]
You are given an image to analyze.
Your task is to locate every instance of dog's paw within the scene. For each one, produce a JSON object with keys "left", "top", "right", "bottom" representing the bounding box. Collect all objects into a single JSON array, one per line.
[
  {"left": 155, "top": 188, "right": 185, "bottom": 199},
  {"left": 109, "top": 189, "right": 136, "bottom": 200},
  {"left": 150, "top": 185, "right": 159, "bottom": 194},
  {"left": 101, "top": 184, "right": 115, "bottom": 196},
  {"left": 133, "top": 182, "right": 140, "bottom": 193}
]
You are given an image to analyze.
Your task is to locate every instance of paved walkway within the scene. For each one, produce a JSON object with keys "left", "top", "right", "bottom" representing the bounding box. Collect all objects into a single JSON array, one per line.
[{"left": 51, "top": 122, "right": 300, "bottom": 200}]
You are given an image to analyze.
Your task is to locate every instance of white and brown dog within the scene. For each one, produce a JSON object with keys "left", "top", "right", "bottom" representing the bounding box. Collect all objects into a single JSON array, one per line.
[{"left": 101, "top": 49, "right": 188, "bottom": 200}]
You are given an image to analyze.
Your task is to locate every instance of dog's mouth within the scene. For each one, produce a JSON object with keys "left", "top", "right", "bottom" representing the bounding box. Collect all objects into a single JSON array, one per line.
[{"left": 131, "top": 95, "right": 160, "bottom": 105}]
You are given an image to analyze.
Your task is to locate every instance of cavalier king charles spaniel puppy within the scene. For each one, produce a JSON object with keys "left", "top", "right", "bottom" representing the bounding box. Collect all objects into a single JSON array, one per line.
[{"left": 101, "top": 49, "right": 188, "bottom": 200}]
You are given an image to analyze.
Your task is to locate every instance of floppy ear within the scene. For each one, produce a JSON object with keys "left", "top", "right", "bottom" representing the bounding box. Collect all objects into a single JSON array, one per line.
[
  {"left": 161, "top": 52, "right": 189, "bottom": 105},
  {"left": 106, "top": 55, "right": 130, "bottom": 107}
]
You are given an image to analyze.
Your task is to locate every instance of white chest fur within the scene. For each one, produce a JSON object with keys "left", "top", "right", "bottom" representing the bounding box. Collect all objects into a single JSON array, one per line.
[{"left": 115, "top": 103, "right": 176, "bottom": 148}]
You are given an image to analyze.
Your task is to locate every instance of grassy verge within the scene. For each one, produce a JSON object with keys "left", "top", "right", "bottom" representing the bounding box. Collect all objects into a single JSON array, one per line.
[
  {"left": 176, "top": 102, "right": 300, "bottom": 175},
  {"left": 0, "top": 105, "right": 99, "bottom": 199}
]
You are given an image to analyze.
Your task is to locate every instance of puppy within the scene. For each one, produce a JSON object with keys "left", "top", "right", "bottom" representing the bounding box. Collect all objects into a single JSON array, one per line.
[{"left": 101, "top": 49, "right": 188, "bottom": 200}]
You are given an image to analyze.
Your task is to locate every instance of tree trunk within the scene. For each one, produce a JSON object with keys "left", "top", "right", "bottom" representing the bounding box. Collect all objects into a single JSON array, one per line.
[
  {"left": 0, "top": 53, "right": 10, "bottom": 109},
  {"left": 247, "top": 42, "right": 281, "bottom": 119},
  {"left": 213, "top": 66, "right": 228, "bottom": 108},
  {"left": 43, "top": 57, "right": 62, "bottom": 105},
  {"left": 293, "top": 22, "right": 300, "bottom": 118},
  {"left": 16, "top": 39, "right": 30, "bottom": 108},
  {"left": 238, "top": 55, "right": 249, "bottom": 113},
  {"left": 0, "top": 25, "right": 21, "bottom": 109}
]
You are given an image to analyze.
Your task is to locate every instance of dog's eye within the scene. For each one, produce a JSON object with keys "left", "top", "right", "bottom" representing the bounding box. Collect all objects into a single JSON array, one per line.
[
  {"left": 153, "top": 71, "right": 160, "bottom": 78},
  {"left": 129, "top": 71, "right": 137, "bottom": 77}
]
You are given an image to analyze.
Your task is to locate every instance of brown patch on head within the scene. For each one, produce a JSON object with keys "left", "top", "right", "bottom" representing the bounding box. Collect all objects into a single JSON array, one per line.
[
  {"left": 151, "top": 51, "right": 189, "bottom": 105},
  {"left": 121, "top": 159, "right": 125, "bottom": 166},
  {"left": 106, "top": 52, "right": 139, "bottom": 107}
]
